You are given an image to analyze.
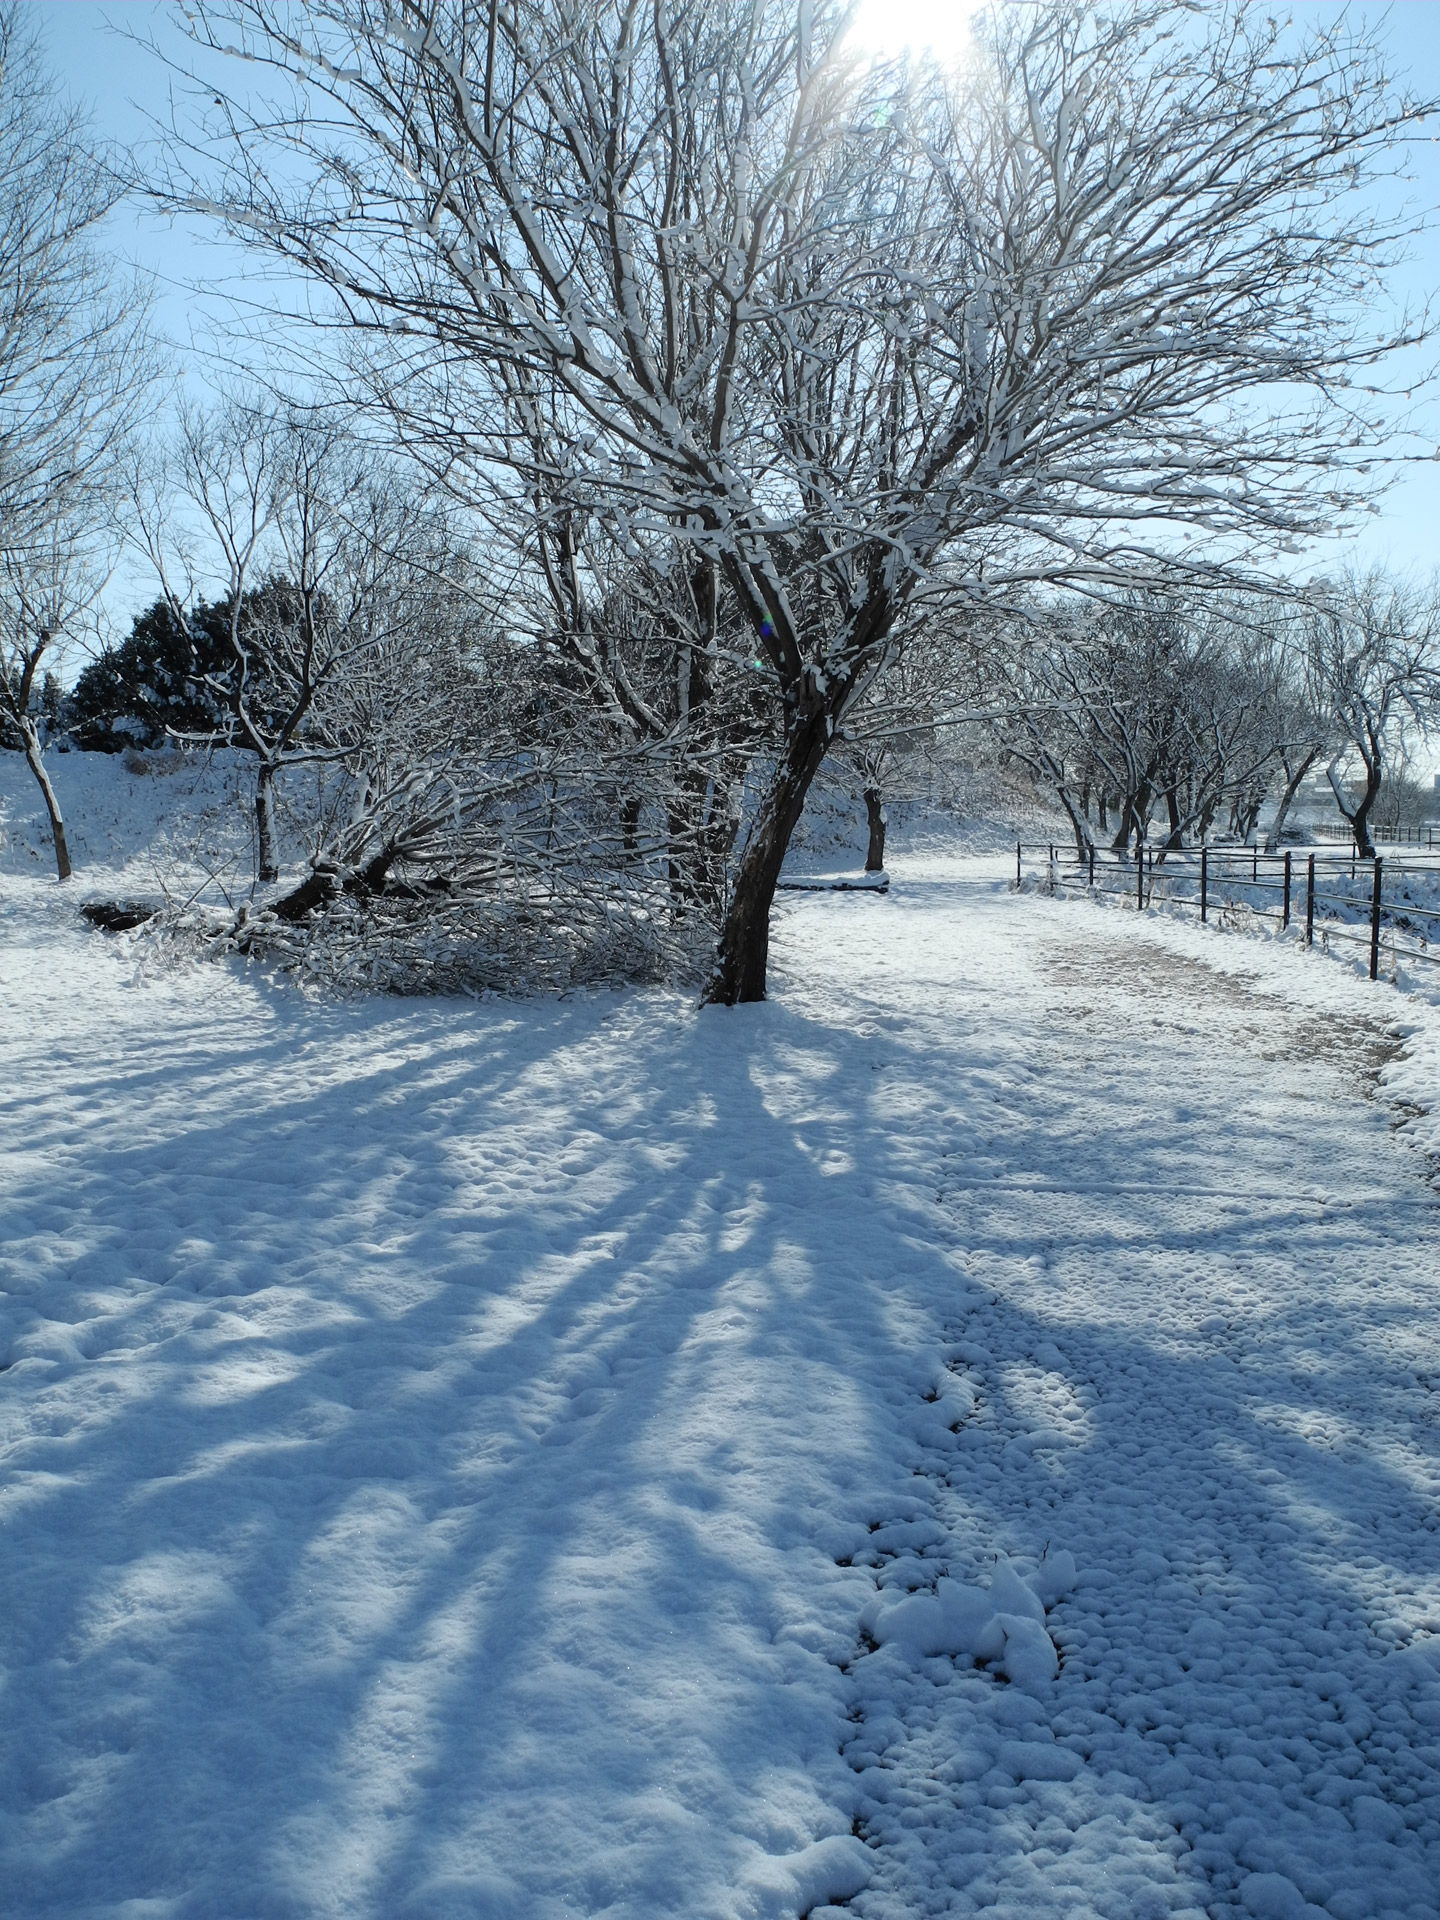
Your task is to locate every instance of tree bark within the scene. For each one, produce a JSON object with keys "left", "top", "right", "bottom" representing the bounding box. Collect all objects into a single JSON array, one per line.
[
  {"left": 863, "top": 787, "right": 887, "bottom": 872},
  {"left": 703, "top": 708, "right": 831, "bottom": 1005},
  {"left": 1161, "top": 785, "right": 1183, "bottom": 852},
  {"left": 255, "top": 760, "right": 279, "bottom": 883},
  {"left": 1328, "top": 754, "right": 1381, "bottom": 859},
  {"left": 1263, "top": 747, "right": 1319, "bottom": 853},
  {"left": 1350, "top": 764, "right": 1383, "bottom": 859},
  {"left": 21, "top": 721, "right": 72, "bottom": 880},
  {"left": 620, "top": 792, "right": 642, "bottom": 862}
]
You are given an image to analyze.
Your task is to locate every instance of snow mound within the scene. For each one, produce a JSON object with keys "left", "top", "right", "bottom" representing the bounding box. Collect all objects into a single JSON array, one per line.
[
  {"left": 739, "top": 1834, "right": 872, "bottom": 1917},
  {"left": 862, "top": 1553, "right": 1074, "bottom": 1689}
]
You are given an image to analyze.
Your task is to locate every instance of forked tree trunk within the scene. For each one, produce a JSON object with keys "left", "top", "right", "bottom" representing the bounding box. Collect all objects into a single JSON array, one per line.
[
  {"left": 255, "top": 760, "right": 280, "bottom": 883},
  {"left": 1056, "top": 785, "right": 1094, "bottom": 861},
  {"left": 1161, "top": 786, "right": 1183, "bottom": 851},
  {"left": 1263, "top": 747, "right": 1319, "bottom": 853},
  {"left": 703, "top": 707, "right": 832, "bottom": 1005},
  {"left": 1328, "top": 754, "right": 1381, "bottom": 859},
  {"left": 21, "top": 722, "right": 72, "bottom": 881},
  {"left": 863, "top": 787, "right": 887, "bottom": 872},
  {"left": 1350, "top": 764, "right": 1383, "bottom": 859}
]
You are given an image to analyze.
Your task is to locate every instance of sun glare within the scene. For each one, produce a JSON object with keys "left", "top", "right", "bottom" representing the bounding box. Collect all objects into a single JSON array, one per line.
[{"left": 847, "top": 0, "right": 979, "bottom": 65}]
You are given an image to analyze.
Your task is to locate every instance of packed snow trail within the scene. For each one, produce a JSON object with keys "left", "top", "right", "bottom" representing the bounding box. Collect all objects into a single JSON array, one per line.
[{"left": 2, "top": 855, "right": 1439, "bottom": 1920}]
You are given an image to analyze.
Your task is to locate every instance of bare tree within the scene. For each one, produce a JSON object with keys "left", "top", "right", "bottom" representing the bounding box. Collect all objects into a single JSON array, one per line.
[
  {"left": 1261, "top": 611, "right": 1330, "bottom": 852},
  {"left": 136, "top": 401, "right": 455, "bottom": 884},
  {"left": 0, "top": 5, "right": 156, "bottom": 878},
  {"left": 967, "top": 591, "right": 1343, "bottom": 861},
  {"left": 1308, "top": 571, "right": 1440, "bottom": 858},
  {"left": 0, "top": 527, "right": 108, "bottom": 880},
  {"left": 154, "top": 0, "right": 1431, "bottom": 996}
]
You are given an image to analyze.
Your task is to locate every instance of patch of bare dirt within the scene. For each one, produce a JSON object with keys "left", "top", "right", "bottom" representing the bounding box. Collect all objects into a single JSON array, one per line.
[{"left": 1038, "top": 936, "right": 1404, "bottom": 1091}]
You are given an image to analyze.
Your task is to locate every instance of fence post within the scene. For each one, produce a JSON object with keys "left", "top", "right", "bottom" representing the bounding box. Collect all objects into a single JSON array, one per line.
[
  {"left": 1252, "top": 844, "right": 1257, "bottom": 883},
  {"left": 1282, "top": 850, "right": 1292, "bottom": 930},
  {"left": 1305, "top": 853, "right": 1315, "bottom": 947},
  {"left": 1369, "top": 855, "right": 1383, "bottom": 982},
  {"left": 1016, "top": 839, "right": 1021, "bottom": 886},
  {"left": 1137, "top": 843, "right": 1145, "bottom": 911},
  {"left": 1200, "top": 846, "right": 1208, "bottom": 923},
  {"left": 1088, "top": 843, "right": 1095, "bottom": 887}
]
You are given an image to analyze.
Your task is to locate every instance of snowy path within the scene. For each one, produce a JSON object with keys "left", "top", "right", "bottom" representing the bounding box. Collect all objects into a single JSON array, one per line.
[{"left": 2, "top": 860, "right": 1439, "bottom": 1920}]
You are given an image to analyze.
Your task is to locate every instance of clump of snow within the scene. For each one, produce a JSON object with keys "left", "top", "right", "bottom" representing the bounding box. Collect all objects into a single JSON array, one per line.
[{"left": 863, "top": 1554, "right": 1067, "bottom": 1688}]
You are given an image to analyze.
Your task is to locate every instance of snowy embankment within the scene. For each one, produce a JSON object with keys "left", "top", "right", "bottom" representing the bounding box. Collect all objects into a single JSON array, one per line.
[
  {"left": 0, "top": 745, "right": 255, "bottom": 894},
  {"left": 3, "top": 848, "right": 1440, "bottom": 1920}
]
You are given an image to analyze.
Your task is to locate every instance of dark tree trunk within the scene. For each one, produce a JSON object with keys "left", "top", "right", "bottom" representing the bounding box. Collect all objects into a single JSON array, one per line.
[
  {"left": 1159, "top": 785, "right": 1185, "bottom": 854},
  {"left": 1350, "top": 763, "right": 1383, "bottom": 859},
  {"left": 863, "top": 787, "right": 887, "bottom": 872},
  {"left": 1328, "top": 755, "right": 1381, "bottom": 859},
  {"left": 22, "top": 722, "right": 72, "bottom": 881},
  {"left": 703, "top": 707, "right": 831, "bottom": 1005},
  {"left": 255, "top": 760, "right": 279, "bottom": 883},
  {"left": 621, "top": 792, "right": 642, "bottom": 861},
  {"left": 1112, "top": 793, "right": 1138, "bottom": 853},
  {"left": 1263, "top": 748, "right": 1319, "bottom": 853},
  {"left": 1056, "top": 786, "right": 1094, "bottom": 861},
  {"left": 272, "top": 867, "right": 340, "bottom": 921}
]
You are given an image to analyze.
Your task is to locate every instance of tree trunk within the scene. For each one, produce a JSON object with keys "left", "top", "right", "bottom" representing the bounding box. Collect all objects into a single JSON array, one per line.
[
  {"left": 1263, "top": 748, "right": 1318, "bottom": 853},
  {"left": 863, "top": 787, "right": 887, "bottom": 872},
  {"left": 21, "top": 721, "right": 72, "bottom": 880},
  {"left": 703, "top": 708, "right": 831, "bottom": 1005},
  {"left": 255, "top": 760, "right": 279, "bottom": 883},
  {"left": 1160, "top": 785, "right": 1183, "bottom": 853},
  {"left": 1350, "top": 762, "right": 1383, "bottom": 859},
  {"left": 1112, "top": 794, "right": 1137, "bottom": 853},
  {"left": 1054, "top": 784, "right": 1094, "bottom": 860},
  {"left": 1327, "top": 754, "right": 1380, "bottom": 859}
]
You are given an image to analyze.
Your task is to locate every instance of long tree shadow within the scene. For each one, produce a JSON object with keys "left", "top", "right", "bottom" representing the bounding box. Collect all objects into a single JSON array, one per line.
[
  {"left": 1, "top": 980, "right": 941, "bottom": 1917},
  {"left": 4, "top": 873, "right": 1439, "bottom": 1919}
]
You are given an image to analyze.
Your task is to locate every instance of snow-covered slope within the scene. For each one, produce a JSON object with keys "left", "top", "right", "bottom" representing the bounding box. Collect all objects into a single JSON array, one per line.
[
  {"left": 0, "top": 745, "right": 254, "bottom": 896},
  {"left": 2, "top": 853, "right": 1439, "bottom": 1919}
]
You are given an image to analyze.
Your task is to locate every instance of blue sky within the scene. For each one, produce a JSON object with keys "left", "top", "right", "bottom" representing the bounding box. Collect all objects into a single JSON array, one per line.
[{"left": 30, "top": 0, "right": 1440, "bottom": 602}]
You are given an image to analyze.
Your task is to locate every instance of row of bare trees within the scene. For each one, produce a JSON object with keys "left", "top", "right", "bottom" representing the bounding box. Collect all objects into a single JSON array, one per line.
[
  {"left": 961, "top": 574, "right": 1440, "bottom": 862},
  {"left": 4, "top": 1, "right": 1437, "bottom": 996}
]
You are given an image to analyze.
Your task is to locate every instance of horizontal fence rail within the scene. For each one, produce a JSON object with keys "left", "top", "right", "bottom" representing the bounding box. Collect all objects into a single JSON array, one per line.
[
  {"left": 1312, "top": 820, "right": 1440, "bottom": 849},
  {"left": 1015, "top": 839, "right": 1440, "bottom": 983}
]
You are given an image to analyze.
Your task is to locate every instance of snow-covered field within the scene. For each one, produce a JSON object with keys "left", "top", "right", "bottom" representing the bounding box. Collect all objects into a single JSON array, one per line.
[{"left": 4, "top": 766, "right": 1440, "bottom": 1919}]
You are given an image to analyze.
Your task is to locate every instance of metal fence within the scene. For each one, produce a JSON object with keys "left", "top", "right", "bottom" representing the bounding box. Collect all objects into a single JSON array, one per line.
[
  {"left": 1016, "top": 840, "right": 1440, "bottom": 982},
  {"left": 1312, "top": 821, "right": 1440, "bottom": 849}
]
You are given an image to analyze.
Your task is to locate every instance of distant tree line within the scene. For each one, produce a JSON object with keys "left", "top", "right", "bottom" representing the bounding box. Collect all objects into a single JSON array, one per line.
[{"left": 960, "top": 576, "right": 1440, "bottom": 862}]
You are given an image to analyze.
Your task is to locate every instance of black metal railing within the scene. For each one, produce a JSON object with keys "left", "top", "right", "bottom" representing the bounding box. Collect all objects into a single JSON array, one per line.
[
  {"left": 1015, "top": 839, "right": 1440, "bottom": 983},
  {"left": 1312, "top": 821, "right": 1440, "bottom": 849}
]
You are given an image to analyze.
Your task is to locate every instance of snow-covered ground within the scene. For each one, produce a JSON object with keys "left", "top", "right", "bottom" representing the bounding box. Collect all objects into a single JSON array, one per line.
[{"left": 3, "top": 825, "right": 1440, "bottom": 1919}]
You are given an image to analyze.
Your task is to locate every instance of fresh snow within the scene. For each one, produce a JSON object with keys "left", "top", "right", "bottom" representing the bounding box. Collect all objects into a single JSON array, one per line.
[{"left": 3, "top": 794, "right": 1440, "bottom": 1919}]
